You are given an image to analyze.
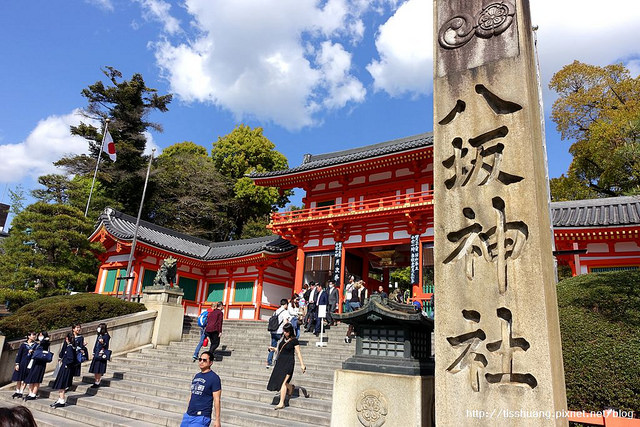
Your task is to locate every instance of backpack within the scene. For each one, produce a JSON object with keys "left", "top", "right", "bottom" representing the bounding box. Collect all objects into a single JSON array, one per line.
[
  {"left": 267, "top": 309, "right": 283, "bottom": 332},
  {"left": 197, "top": 310, "right": 209, "bottom": 328}
]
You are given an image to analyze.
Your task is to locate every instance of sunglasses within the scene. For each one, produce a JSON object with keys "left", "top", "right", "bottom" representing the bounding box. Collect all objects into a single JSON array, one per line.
[{"left": 198, "top": 358, "right": 211, "bottom": 362}]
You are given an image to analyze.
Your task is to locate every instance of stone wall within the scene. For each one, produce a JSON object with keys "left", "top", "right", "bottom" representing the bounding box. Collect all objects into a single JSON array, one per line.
[{"left": 0, "top": 310, "right": 157, "bottom": 386}]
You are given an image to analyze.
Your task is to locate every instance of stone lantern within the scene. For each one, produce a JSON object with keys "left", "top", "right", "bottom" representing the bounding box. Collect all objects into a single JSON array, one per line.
[{"left": 331, "top": 294, "right": 434, "bottom": 426}]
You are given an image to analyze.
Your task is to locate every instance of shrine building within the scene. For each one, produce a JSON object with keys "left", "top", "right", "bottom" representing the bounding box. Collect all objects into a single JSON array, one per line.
[{"left": 90, "top": 132, "right": 640, "bottom": 319}]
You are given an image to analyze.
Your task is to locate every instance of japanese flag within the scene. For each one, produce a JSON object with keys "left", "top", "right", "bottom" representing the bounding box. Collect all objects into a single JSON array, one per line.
[{"left": 103, "top": 130, "right": 116, "bottom": 162}]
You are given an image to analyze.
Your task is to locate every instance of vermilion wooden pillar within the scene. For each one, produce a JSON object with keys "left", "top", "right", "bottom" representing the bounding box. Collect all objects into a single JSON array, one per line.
[
  {"left": 294, "top": 247, "right": 305, "bottom": 294},
  {"left": 254, "top": 266, "right": 265, "bottom": 320}
]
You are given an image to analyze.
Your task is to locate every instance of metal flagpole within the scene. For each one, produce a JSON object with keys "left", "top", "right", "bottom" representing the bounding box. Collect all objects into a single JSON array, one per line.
[
  {"left": 123, "top": 148, "right": 155, "bottom": 301},
  {"left": 85, "top": 119, "right": 110, "bottom": 217}
]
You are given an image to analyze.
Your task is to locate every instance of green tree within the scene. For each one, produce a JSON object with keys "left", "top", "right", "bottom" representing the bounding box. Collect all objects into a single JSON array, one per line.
[
  {"left": 56, "top": 67, "right": 172, "bottom": 214},
  {"left": 31, "top": 174, "right": 120, "bottom": 220},
  {"left": 8, "top": 185, "right": 26, "bottom": 217},
  {"left": 211, "top": 125, "right": 290, "bottom": 237},
  {"left": 549, "top": 174, "right": 598, "bottom": 202},
  {"left": 239, "top": 215, "right": 274, "bottom": 239},
  {"left": 0, "top": 202, "right": 103, "bottom": 295},
  {"left": 147, "top": 142, "right": 234, "bottom": 241},
  {"left": 549, "top": 61, "right": 640, "bottom": 199},
  {"left": 31, "top": 174, "right": 71, "bottom": 204}
]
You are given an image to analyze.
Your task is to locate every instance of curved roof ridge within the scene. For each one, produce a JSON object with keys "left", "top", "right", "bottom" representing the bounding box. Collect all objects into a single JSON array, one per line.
[
  {"left": 250, "top": 132, "right": 433, "bottom": 179},
  {"left": 95, "top": 207, "right": 295, "bottom": 260}
]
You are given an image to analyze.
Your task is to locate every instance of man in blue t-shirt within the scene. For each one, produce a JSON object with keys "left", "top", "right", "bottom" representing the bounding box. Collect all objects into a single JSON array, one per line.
[{"left": 181, "top": 351, "right": 222, "bottom": 427}]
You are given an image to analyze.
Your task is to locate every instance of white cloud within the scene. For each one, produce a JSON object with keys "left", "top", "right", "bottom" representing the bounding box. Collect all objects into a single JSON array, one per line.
[
  {"left": 143, "top": 131, "right": 162, "bottom": 156},
  {"left": 316, "top": 41, "right": 366, "bottom": 109},
  {"left": 531, "top": 0, "right": 640, "bottom": 89},
  {"left": 367, "top": 0, "right": 433, "bottom": 97},
  {"left": 85, "top": 0, "right": 113, "bottom": 12},
  {"left": 0, "top": 110, "right": 93, "bottom": 184},
  {"left": 366, "top": 0, "right": 640, "bottom": 101},
  {"left": 152, "top": 0, "right": 373, "bottom": 130},
  {"left": 135, "top": 0, "right": 181, "bottom": 35}
]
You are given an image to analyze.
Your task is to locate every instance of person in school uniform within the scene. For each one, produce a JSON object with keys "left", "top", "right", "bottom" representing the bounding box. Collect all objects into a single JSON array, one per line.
[
  {"left": 88, "top": 323, "right": 110, "bottom": 388},
  {"left": 181, "top": 351, "right": 222, "bottom": 427},
  {"left": 50, "top": 333, "right": 77, "bottom": 408},
  {"left": 24, "top": 331, "right": 51, "bottom": 400},
  {"left": 71, "top": 324, "right": 85, "bottom": 378},
  {"left": 11, "top": 331, "right": 37, "bottom": 399}
]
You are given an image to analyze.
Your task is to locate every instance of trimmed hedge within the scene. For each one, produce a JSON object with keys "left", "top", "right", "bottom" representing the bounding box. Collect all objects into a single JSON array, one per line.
[
  {"left": 558, "top": 271, "right": 640, "bottom": 413},
  {"left": 0, "top": 293, "right": 146, "bottom": 340}
]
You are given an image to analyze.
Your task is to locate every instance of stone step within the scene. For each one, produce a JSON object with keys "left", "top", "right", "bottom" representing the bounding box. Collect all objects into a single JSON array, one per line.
[
  {"left": 163, "top": 347, "right": 353, "bottom": 360},
  {"left": 118, "top": 354, "right": 343, "bottom": 378},
  {"left": 69, "top": 373, "right": 329, "bottom": 426},
  {"left": 107, "top": 364, "right": 336, "bottom": 391},
  {"left": 0, "top": 390, "right": 161, "bottom": 427},
  {"left": 109, "top": 366, "right": 336, "bottom": 393},
  {"left": 11, "top": 316, "right": 341, "bottom": 426},
  {"left": 156, "top": 340, "right": 355, "bottom": 356},
  {"left": 73, "top": 374, "right": 331, "bottom": 425},
  {"left": 80, "top": 372, "right": 333, "bottom": 410},
  {"left": 0, "top": 400, "right": 86, "bottom": 427}
]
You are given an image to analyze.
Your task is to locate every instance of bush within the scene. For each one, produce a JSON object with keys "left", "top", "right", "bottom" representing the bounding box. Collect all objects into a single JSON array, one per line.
[
  {"left": 0, "top": 293, "right": 146, "bottom": 340},
  {"left": 558, "top": 271, "right": 640, "bottom": 413}
]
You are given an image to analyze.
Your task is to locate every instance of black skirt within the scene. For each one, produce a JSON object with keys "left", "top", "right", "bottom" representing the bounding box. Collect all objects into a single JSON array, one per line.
[
  {"left": 72, "top": 361, "right": 82, "bottom": 377},
  {"left": 89, "top": 357, "right": 107, "bottom": 375},
  {"left": 52, "top": 364, "right": 74, "bottom": 390},
  {"left": 11, "top": 361, "right": 30, "bottom": 382},
  {"left": 25, "top": 360, "right": 47, "bottom": 384}
]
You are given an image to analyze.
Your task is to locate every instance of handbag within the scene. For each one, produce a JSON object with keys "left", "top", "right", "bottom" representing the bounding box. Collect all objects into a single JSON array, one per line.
[
  {"left": 100, "top": 349, "right": 112, "bottom": 361},
  {"left": 33, "top": 348, "right": 54, "bottom": 363}
]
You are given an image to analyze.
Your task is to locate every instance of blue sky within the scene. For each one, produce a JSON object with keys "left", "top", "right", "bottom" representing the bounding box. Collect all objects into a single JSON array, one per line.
[{"left": 1, "top": 0, "right": 639, "bottom": 222}]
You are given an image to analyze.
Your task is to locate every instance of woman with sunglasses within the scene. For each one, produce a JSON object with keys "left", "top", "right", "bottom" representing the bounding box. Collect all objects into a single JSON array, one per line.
[{"left": 266, "top": 323, "right": 308, "bottom": 410}]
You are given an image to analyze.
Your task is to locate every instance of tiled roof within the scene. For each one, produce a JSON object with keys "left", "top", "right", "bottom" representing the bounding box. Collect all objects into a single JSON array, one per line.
[
  {"left": 249, "top": 132, "right": 433, "bottom": 179},
  {"left": 551, "top": 196, "right": 640, "bottom": 228},
  {"left": 93, "top": 208, "right": 296, "bottom": 260}
]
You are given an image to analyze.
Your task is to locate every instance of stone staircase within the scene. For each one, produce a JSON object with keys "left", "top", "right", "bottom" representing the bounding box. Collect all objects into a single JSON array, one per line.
[{"left": 0, "top": 317, "right": 354, "bottom": 426}]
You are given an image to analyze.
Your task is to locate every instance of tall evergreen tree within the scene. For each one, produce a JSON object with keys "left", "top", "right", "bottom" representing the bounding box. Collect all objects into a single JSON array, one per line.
[
  {"left": 147, "top": 142, "right": 234, "bottom": 241},
  {"left": 56, "top": 67, "right": 172, "bottom": 214},
  {"left": 0, "top": 203, "right": 103, "bottom": 294}
]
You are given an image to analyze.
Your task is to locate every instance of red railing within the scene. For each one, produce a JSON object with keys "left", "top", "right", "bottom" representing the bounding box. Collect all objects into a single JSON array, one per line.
[{"left": 271, "top": 190, "right": 434, "bottom": 225}]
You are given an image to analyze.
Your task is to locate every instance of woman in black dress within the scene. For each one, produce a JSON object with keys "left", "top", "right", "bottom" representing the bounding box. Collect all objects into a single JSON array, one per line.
[
  {"left": 24, "top": 331, "right": 51, "bottom": 400},
  {"left": 88, "top": 323, "right": 110, "bottom": 388},
  {"left": 266, "top": 323, "right": 307, "bottom": 410},
  {"left": 11, "top": 331, "right": 37, "bottom": 399},
  {"left": 50, "top": 333, "right": 76, "bottom": 408}
]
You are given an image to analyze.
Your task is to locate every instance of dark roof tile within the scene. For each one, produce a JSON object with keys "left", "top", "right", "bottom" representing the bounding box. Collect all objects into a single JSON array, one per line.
[
  {"left": 93, "top": 208, "right": 296, "bottom": 260},
  {"left": 250, "top": 132, "right": 433, "bottom": 179},
  {"left": 551, "top": 196, "right": 640, "bottom": 227}
]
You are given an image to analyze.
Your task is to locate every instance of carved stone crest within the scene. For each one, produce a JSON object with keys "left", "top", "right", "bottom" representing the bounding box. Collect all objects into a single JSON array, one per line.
[
  {"left": 355, "top": 389, "right": 389, "bottom": 427},
  {"left": 439, "top": 1, "right": 515, "bottom": 49}
]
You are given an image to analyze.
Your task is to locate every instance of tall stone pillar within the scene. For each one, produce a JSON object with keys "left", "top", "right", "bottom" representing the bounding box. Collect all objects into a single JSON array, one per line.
[{"left": 433, "top": 1, "right": 567, "bottom": 425}]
